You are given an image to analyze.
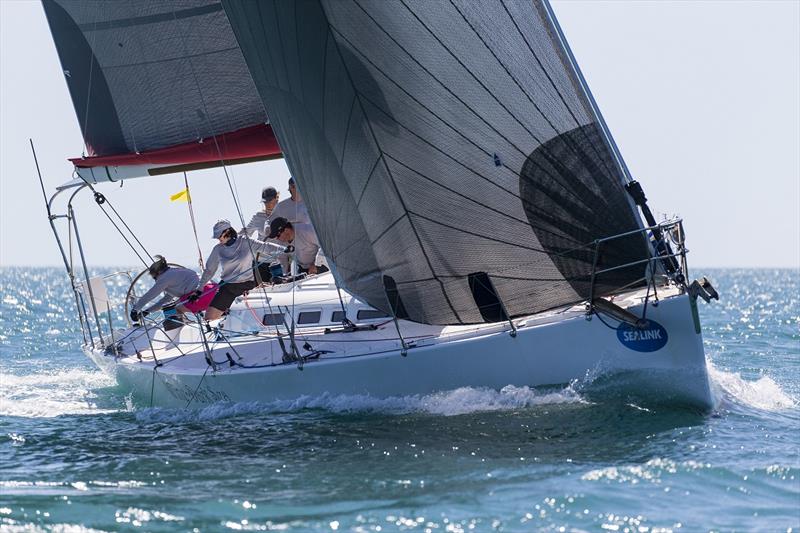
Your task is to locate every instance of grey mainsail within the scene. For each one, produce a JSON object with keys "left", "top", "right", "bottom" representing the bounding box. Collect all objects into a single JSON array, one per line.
[
  {"left": 42, "top": 0, "right": 268, "bottom": 158},
  {"left": 222, "top": 0, "right": 651, "bottom": 325}
]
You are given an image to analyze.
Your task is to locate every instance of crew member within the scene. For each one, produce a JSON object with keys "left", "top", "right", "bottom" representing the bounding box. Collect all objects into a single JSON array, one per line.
[
  {"left": 130, "top": 255, "right": 216, "bottom": 328},
  {"left": 267, "top": 217, "right": 328, "bottom": 276},
  {"left": 271, "top": 177, "right": 310, "bottom": 224},
  {"left": 197, "top": 220, "right": 282, "bottom": 321},
  {"left": 244, "top": 186, "right": 279, "bottom": 240}
]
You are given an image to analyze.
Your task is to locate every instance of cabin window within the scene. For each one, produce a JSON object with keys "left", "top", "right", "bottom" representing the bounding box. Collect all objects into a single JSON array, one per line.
[
  {"left": 357, "top": 309, "right": 390, "bottom": 320},
  {"left": 331, "top": 311, "right": 346, "bottom": 323},
  {"left": 297, "top": 311, "right": 321, "bottom": 324},
  {"left": 262, "top": 313, "right": 284, "bottom": 326}
]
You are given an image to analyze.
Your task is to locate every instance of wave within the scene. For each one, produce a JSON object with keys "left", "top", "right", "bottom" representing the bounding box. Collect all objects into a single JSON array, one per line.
[
  {"left": 0, "top": 368, "right": 118, "bottom": 418},
  {"left": 707, "top": 362, "right": 796, "bottom": 411},
  {"left": 134, "top": 383, "right": 587, "bottom": 423},
  {"left": 4, "top": 358, "right": 794, "bottom": 422}
]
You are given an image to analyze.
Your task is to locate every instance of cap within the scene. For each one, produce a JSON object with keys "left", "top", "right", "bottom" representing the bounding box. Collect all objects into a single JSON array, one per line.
[
  {"left": 212, "top": 219, "right": 233, "bottom": 239},
  {"left": 268, "top": 217, "right": 291, "bottom": 239},
  {"left": 148, "top": 255, "right": 168, "bottom": 277},
  {"left": 288, "top": 176, "right": 295, "bottom": 186},
  {"left": 261, "top": 187, "right": 278, "bottom": 203}
]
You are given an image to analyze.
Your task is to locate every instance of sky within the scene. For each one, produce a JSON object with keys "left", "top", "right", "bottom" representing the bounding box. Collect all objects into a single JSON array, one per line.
[{"left": 1, "top": 0, "right": 798, "bottom": 269}]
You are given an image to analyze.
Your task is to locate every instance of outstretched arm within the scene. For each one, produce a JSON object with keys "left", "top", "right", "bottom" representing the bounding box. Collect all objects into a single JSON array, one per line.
[
  {"left": 197, "top": 246, "right": 220, "bottom": 288},
  {"left": 132, "top": 276, "right": 170, "bottom": 312}
]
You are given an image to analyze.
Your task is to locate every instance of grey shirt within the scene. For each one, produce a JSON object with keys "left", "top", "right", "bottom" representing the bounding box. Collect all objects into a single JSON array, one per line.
[
  {"left": 199, "top": 236, "right": 282, "bottom": 287},
  {"left": 133, "top": 266, "right": 199, "bottom": 313},
  {"left": 244, "top": 209, "right": 273, "bottom": 241}
]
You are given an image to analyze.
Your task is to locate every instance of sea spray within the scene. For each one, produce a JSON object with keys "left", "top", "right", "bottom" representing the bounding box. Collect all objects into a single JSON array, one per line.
[
  {"left": 133, "top": 383, "right": 587, "bottom": 424},
  {"left": 0, "top": 368, "right": 116, "bottom": 418},
  {"left": 707, "top": 362, "right": 796, "bottom": 411}
]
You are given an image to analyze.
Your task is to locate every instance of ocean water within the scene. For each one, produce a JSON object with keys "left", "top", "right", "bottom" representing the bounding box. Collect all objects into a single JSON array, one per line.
[{"left": 0, "top": 267, "right": 797, "bottom": 532}]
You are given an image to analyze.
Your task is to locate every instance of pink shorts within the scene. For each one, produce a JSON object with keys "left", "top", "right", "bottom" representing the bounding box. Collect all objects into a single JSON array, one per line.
[{"left": 181, "top": 283, "right": 218, "bottom": 313}]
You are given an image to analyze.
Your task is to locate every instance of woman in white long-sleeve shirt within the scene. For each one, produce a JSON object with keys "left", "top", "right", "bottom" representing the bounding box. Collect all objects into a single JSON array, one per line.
[{"left": 199, "top": 219, "right": 282, "bottom": 321}]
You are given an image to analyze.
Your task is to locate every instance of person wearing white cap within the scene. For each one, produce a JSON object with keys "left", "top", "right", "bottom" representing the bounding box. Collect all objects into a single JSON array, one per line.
[
  {"left": 195, "top": 219, "right": 282, "bottom": 321},
  {"left": 271, "top": 177, "right": 310, "bottom": 225}
]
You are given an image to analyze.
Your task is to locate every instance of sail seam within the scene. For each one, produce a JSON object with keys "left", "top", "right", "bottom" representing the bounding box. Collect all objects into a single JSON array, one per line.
[
  {"left": 354, "top": 88, "right": 599, "bottom": 223},
  {"left": 339, "top": 96, "right": 358, "bottom": 166},
  {"left": 405, "top": 210, "right": 548, "bottom": 254},
  {"left": 330, "top": 10, "right": 598, "bottom": 214},
  {"left": 272, "top": 1, "right": 292, "bottom": 95},
  {"left": 497, "top": 0, "right": 617, "bottom": 180},
  {"left": 398, "top": 0, "right": 615, "bottom": 210},
  {"left": 325, "top": 16, "right": 463, "bottom": 323},
  {"left": 101, "top": 47, "right": 241, "bottom": 71},
  {"left": 321, "top": 33, "right": 329, "bottom": 133},
  {"left": 77, "top": 4, "right": 223, "bottom": 31},
  {"left": 368, "top": 214, "right": 409, "bottom": 247},
  {"left": 382, "top": 153, "right": 534, "bottom": 229},
  {"left": 356, "top": 157, "right": 383, "bottom": 207}
]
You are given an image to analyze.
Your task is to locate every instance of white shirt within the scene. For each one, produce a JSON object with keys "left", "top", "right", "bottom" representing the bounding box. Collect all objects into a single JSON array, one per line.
[
  {"left": 199, "top": 236, "right": 283, "bottom": 286},
  {"left": 244, "top": 210, "right": 272, "bottom": 240},
  {"left": 271, "top": 197, "right": 310, "bottom": 225},
  {"left": 279, "top": 223, "right": 321, "bottom": 271}
]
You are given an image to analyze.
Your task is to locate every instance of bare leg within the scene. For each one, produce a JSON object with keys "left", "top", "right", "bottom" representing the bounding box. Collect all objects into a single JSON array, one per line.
[{"left": 205, "top": 306, "right": 224, "bottom": 321}]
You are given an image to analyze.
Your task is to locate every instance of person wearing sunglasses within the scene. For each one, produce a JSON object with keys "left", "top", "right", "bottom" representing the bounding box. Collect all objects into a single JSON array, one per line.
[{"left": 267, "top": 217, "right": 328, "bottom": 277}]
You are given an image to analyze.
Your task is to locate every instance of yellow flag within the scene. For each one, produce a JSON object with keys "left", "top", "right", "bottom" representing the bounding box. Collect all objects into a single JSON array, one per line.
[{"left": 170, "top": 188, "right": 190, "bottom": 202}]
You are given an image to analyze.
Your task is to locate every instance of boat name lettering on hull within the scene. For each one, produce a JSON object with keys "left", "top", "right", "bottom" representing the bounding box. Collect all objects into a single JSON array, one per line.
[
  {"left": 616, "top": 320, "right": 669, "bottom": 352},
  {"left": 162, "top": 379, "right": 232, "bottom": 404}
]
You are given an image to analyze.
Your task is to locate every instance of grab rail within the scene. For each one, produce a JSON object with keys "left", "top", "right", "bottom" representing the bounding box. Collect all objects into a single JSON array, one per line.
[{"left": 587, "top": 218, "right": 688, "bottom": 311}]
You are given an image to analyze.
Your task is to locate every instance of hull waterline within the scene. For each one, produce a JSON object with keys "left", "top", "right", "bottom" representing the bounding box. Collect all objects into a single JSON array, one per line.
[{"left": 85, "top": 291, "right": 714, "bottom": 411}]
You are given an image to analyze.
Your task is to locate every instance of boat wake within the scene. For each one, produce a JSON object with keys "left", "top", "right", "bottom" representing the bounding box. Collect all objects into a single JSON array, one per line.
[
  {"left": 707, "top": 362, "right": 796, "bottom": 411},
  {"left": 3, "top": 361, "right": 793, "bottom": 421},
  {"left": 133, "top": 383, "right": 587, "bottom": 423},
  {"left": 0, "top": 368, "right": 117, "bottom": 418}
]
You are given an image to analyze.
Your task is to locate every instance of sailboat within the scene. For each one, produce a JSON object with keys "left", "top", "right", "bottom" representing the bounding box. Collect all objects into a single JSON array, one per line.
[{"left": 38, "top": 0, "right": 719, "bottom": 410}]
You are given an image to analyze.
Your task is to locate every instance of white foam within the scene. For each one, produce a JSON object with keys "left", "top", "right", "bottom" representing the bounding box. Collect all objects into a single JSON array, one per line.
[
  {"left": 708, "top": 362, "right": 796, "bottom": 411},
  {"left": 0, "top": 368, "right": 118, "bottom": 418},
  {"left": 134, "top": 383, "right": 586, "bottom": 423}
]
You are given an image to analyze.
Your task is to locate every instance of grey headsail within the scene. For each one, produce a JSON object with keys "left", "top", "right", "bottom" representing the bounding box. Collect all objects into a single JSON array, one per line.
[
  {"left": 222, "top": 0, "right": 650, "bottom": 325},
  {"left": 42, "top": 0, "right": 268, "bottom": 158}
]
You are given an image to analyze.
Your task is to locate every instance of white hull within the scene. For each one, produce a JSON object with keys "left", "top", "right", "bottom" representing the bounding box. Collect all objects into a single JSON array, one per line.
[{"left": 85, "top": 284, "right": 714, "bottom": 411}]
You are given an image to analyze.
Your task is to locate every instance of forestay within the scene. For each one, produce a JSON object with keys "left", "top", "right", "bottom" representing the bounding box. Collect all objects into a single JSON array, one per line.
[
  {"left": 222, "top": 0, "right": 651, "bottom": 325},
  {"left": 42, "top": 0, "right": 278, "bottom": 175}
]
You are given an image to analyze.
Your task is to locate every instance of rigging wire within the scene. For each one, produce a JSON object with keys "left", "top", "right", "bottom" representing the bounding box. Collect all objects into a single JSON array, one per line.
[
  {"left": 71, "top": 176, "right": 151, "bottom": 267},
  {"left": 183, "top": 172, "right": 205, "bottom": 270},
  {"left": 92, "top": 188, "right": 152, "bottom": 263},
  {"left": 166, "top": 4, "right": 292, "bottom": 351}
]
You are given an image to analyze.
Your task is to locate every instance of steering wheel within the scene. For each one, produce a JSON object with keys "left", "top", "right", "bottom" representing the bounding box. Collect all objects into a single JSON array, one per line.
[{"left": 124, "top": 263, "right": 187, "bottom": 327}]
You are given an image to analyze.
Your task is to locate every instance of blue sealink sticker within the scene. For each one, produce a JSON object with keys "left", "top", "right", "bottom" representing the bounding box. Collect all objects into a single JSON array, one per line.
[{"left": 617, "top": 319, "right": 668, "bottom": 352}]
